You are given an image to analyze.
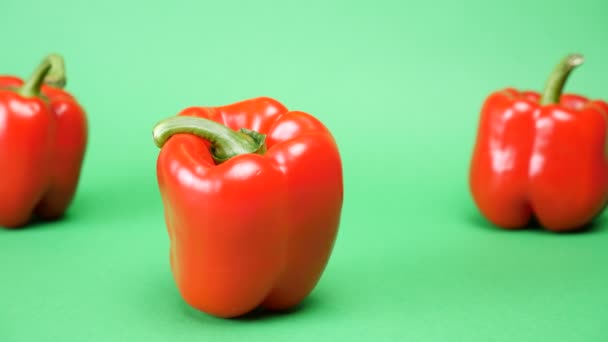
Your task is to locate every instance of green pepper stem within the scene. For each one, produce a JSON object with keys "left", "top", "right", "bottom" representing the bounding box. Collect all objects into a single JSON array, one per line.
[
  {"left": 540, "top": 54, "right": 584, "bottom": 105},
  {"left": 42, "top": 54, "right": 66, "bottom": 88},
  {"left": 19, "top": 54, "right": 67, "bottom": 98},
  {"left": 152, "top": 116, "right": 267, "bottom": 163}
]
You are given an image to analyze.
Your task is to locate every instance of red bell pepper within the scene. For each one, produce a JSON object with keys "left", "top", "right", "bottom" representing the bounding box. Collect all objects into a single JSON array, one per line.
[
  {"left": 152, "top": 97, "right": 343, "bottom": 318},
  {"left": 0, "top": 54, "right": 87, "bottom": 228},
  {"left": 470, "top": 54, "right": 608, "bottom": 232}
]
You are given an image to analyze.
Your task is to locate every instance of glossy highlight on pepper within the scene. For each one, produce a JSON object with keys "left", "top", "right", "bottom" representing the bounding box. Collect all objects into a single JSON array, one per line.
[
  {"left": 469, "top": 54, "right": 608, "bottom": 232},
  {"left": 0, "top": 54, "right": 87, "bottom": 228},
  {"left": 152, "top": 97, "right": 343, "bottom": 318}
]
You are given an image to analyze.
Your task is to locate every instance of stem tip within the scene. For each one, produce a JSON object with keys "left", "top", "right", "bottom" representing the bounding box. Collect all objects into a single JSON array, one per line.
[{"left": 566, "top": 54, "right": 584, "bottom": 67}]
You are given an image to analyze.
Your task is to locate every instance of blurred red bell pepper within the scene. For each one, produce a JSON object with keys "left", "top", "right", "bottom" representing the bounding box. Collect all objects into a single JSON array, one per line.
[
  {"left": 470, "top": 54, "right": 608, "bottom": 232},
  {"left": 152, "top": 97, "right": 343, "bottom": 318},
  {"left": 0, "top": 54, "right": 87, "bottom": 228}
]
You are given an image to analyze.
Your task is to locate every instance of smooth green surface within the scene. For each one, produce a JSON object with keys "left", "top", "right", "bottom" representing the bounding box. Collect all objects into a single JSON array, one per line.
[
  {"left": 540, "top": 54, "right": 584, "bottom": 105},
  {"left": 1, "top": 0, "right": 608, "bottom": 341}
]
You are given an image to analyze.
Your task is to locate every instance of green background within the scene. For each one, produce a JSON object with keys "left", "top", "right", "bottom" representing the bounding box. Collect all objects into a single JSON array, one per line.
[{"left": 1, "top": 0, "right": 608, "bottom": 340}]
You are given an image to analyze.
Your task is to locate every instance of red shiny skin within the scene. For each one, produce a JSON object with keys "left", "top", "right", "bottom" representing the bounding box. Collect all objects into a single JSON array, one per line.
[
  {"left": 157, "top": 97, "right": 343, "bottom": 318},
  {"left": 0, "top": 76, "right": 87, "bottom": 227},
  {"left": 470, "top": 88, "right": 608, "bottom": 232}
]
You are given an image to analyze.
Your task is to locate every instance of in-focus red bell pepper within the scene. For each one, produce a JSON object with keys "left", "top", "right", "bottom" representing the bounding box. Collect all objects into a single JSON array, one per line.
[
  {"left": 470, "top": 54, "right": 608, "bottom": 232},
  {"left": 0, "top": 54, "right": 87, "bottom": 228},
  {"left": 152, "top": 97, "right": 343, "bottom": 318}
]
